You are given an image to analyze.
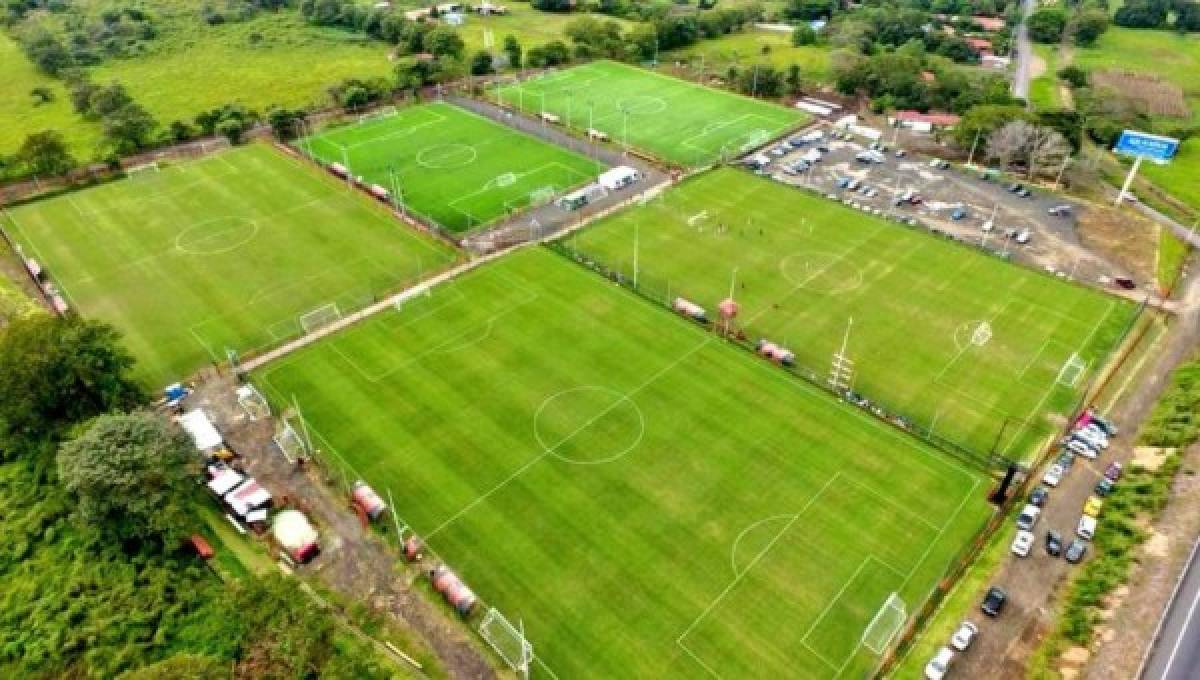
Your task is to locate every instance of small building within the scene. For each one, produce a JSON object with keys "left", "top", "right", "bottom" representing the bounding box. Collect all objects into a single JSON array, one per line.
[
  {"left": 598, "top": 166, "right": 641, "bottom": 191},
  {"left": 352, "top": 481, "right": 388, "bottom": 520},
  {"left": 180, "top": 409, "right": 223, "bottom": 453},
  {"left": 982, "top": 54, "right": 1011, "bottom": 70},
  {"left": 972, "top": 15, "right": 1006, "bottom": 32},
  {"left": 540, "top": 111, "right": 561, "bottom": 124},
  {"left": 556, "top": 186, "right": 593, "bottom": 211},
  {"left": 964, "top": 37, "right": 993, "bottom": 55},
  {"left": 890, "top": 110, "right": 961, "bottom": 132},
  {"left": 273, "top": 510, "right": 319, "bottom": 564},
  {"left": 474, "top": 1, "right": 508, "bottom": 14}
]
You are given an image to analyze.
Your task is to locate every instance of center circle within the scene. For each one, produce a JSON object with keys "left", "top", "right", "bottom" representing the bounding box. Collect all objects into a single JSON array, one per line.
[
  {"left": 617, "top": 95, "right": 667, "bottom": 115},
  {"left": 534, "top": 386, "right": 645, "bottom": 465},
  {"left": 175, "top": 217, "right": 259, "bottom": 255},
  {"left": 417, "top": 143, "right": 477, "bottom": 169},
  {"left": 778, "top": 251, "right": 864, "bottom": 295},
  {"left": 953, "top": 320, "right": 991, "bottom": 351}
]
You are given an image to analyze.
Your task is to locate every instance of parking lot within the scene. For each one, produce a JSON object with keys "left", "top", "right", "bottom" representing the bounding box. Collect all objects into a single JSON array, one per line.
[{"left": 746, "top": 122, "right": 1141, "bottom": 290}]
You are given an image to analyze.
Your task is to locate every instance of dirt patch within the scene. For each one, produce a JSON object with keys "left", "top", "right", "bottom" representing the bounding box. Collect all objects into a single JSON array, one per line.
[
  {"left": 1133, "top": 446, "right": 1173, "bottom": 470},
  {"left": 1145, "top": 530, "right": 1170, "bottom": 558},
  {"left": 1076, "top": 203, "right": 1158, "bottom": 283},
  {"left": 1092, "top": 71, "right": 1191, "bottom": 118}
]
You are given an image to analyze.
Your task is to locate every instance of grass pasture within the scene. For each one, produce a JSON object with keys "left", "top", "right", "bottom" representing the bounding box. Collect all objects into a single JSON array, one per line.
[
  {"left": 666, "top": 29, "right": 833, "bottom": 82},
  {"left": 494, "top": 60, "right": 808, "bottom": 166},
  {"left": 300, "top": 102, "right": 602, "bottom": 232},
  {"left": 566, "top": 169, "right": 1136, "bottom": 459},
  {"left": 1074, "top": 28, "right": 1200, "bottom": 125},
  {"left": 254, "top": 247, "right": 994, "bottom": 680},
  {"left": 1, "top": 144, "right": 456, "bottom": 386}
]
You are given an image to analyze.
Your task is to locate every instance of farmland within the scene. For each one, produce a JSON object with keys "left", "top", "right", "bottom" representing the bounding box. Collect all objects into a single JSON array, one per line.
[
  {"left": 566, "top": 168, "right": 1136, "bottom": 459},
  {"left": 300, "top": 102, "right": 602, "bottom": 232},
  {"left": 666, "top": 29, "right": 833, "bottom": 82},
  {"left": 254, "top": 246, "right": 994, "bottom": 680},
  {"left": 1, "top": 143, "right": 455, "bottom": 386}
]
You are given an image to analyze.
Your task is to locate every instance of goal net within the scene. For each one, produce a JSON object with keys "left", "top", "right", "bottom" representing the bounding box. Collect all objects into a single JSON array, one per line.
[
  {"left": 236, "top": 384, "right": 270, "bottom": 421},
  {"left": 1056, "top": 353, "right": 1088, "bottom": 388},
  {"left": 126, "top": 161, "right": 161, "bottom": 178},
  {"left": 529, "top": 186, "right": 557, "bottom": 207},
  {"left": 861, "top": 592, "right": 907, "bottom": 655},
  {"left": 478, "top": 608, "right": 533, "bottom": 677},
  {"left": 299, "top": 303, "right": 342, "bottom": 334},
  {"left": 272, "top": 421, "right": 309, "bottom": 463},
  {"left": 359, "top": 106, "right": 398, "bottom": 124}
]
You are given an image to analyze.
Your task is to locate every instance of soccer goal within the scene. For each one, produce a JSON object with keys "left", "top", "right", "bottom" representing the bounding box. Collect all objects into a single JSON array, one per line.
[
  {"left": 1056, "top": 352, "right": 1088, "bottom": 388},
  {"left": 126, "top": 161, "right": 161, "bottom": 178},
  {"left": 359, "top": 106, "right": 399, "bottom": 124},
  {"left": 299, "top": 303, "right": 342, "bottom": 334},
  {"left": 861, "top": 592, "right": 907, "bottom": 656},
  {"left": 236, "top": 384, "right": 270, "bottom": 421},
  {"left": 478, "top": 608, "right": 534, "bottom": 679}
]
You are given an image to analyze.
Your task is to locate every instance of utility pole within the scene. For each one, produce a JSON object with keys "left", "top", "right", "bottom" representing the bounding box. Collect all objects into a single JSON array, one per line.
[{"left": 966, "top": 129, "right": 982, "bottom": 168}]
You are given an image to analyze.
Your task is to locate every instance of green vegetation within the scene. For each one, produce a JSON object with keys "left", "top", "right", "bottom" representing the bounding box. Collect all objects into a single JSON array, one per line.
[
  {"left": 301, "top": 102, "right": 602, "bottom": 232},
  {"left": 0, "top": 33, "right": 101, "bottom": 162},
  {"left": 1029, "top": 44, "right": 1062, "bottom": 110},
  {"left": 494, "top": 60, "right": 808, "bottom": 166},
  {"left": 1157, "top": 225, "right": 1192, "bottom": 292},
  {"left": 1142, "top": 138, "right": 1200, "bottom": 215},
  {"left": 254, "top": 247, "right": 994, "bottom": 680},
  {"left": 2, "top": 143, "right": 456, "bottom": 386},
  {"left": 666, "top": 29, "right": 833, "bottom": 82},
  {"left": 1073, "top": 27, "right": 1200, "bottom": 125},
  {"left": 1140, "top": 356, "right": 1200, "bottom": 448},
  {"left": 568, "top": 169, "right": 1136, "bottom": 458}
]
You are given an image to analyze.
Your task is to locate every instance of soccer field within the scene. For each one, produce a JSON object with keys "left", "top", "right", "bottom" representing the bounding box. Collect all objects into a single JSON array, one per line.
[
  {"left": 1, "top": 144, "right": 456, "bottom": 387},
  {"left": 299, "top": 102, "right": 603, "bottom": 233},
  {"left": 254, "top": 247, "right": 994, "bottom": 679},
  {"left": 565, "top": 169, "right": 1138, "bottom": 459},
  {"left": 493, "top": 60, "right": 808, "bottom": 167}
]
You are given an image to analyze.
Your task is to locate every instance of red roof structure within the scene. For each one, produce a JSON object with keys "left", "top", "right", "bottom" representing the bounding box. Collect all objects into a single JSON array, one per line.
[{"left": 894, "top": 111, "right": 962, "bottom": 127}]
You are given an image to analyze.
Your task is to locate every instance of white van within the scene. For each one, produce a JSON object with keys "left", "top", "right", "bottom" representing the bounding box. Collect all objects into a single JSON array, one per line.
[
  {"left": 1077, "top": 514, "right": 1097, "bottom": 540},
  {"left": 1016, "top": 503, "right": 1041, "bottom": 531},
  {"left": 1066, "top": 438, "right": 1097, "bottom": 459}
]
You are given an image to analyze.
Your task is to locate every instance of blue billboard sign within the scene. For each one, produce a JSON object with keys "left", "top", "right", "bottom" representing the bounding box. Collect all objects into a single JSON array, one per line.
[{"left": 1114, "top": 130, "right": 1180, "bottom": 163}]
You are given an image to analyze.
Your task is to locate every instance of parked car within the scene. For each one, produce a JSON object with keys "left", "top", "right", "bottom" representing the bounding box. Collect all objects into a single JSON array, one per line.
[
  {"left": 1084, "top": 495, "right": 1104, "bottom": 518},
  {"left": 1017, "top": 187, "right": 1032, "bottom": 198},
  {"left": 1105, "top": 462, "right": 1124, "bottom": 481},
  {"left": 925, "top": 646, "right": 956, "bottom": 680},
  {"left": 981, "top": 586, "right": 1007, "bottom": 617},
  {"left": 950, "top": 621, "right": 978, "bottom": 651},
  {"left": 1066, "top": 438, "right": 1097, "bottom": 459},
  {"left": 951, "top": 206, "right": 967, "bottom": 220},
  {"left": 1048, "top": 205, "right": 1073, "bottom": 217},
  {"left": 1066, "top": 539, "right": 1089, "bottom": 564},
  {"left": 1043, "top": 463, "right": 1065, "bottom": 487},
  {"left": 1008, "top": 183, "right": 1023, "bottom": 193},
  {"left": 1088, "top": 410, "right": 1118, "bottom": 436},
  {"left": 1046, "top": 530, "right": 1063, "bottom": 557},
  {"left": 981, "top": 219, "right": 995, "bottom": 232},
  {"left": 836, "top": 176, "right": 852, "bottom": 189},
  {"left": 1016, "top": 504, "right": 1042, "bottom": 531},
  {"left": 1115, "top": 276, "right": 1137, "bottom": 290},
  {"left": 1012, "top": 529, "right": 1035, "bottom": 557},
  {"left": 1029, "top": 486, "right": 1049, "bottom": 507},
  {"left": 1057, "top": 451, "right": 1075, "bottom": 469},
  {"left": 1094, "top": 478, "right": 1115, "bottom": 497},
  {"left": 1015, "top": 229, "right": 1031, "bottom": 244},
  {"left": 1077, "top": 514, "right": 1097, "bottom": 540},
  {"left": 895, "top": 149, "right": 908, "bottom": 158}
]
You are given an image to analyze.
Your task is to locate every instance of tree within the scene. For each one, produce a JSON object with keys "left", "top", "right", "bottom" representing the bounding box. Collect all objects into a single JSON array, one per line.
[
  {"left": 394, "top": 56, "right": 432, "bottom": 94},
  {"left": 266, "top": 108, "right": 305, "bottom": 141},
  {"left": 30, "top": 86, "right": 54, "bottom": 105},
  {"left": 58, "top": 411, "right": 194, "bottom": 541},
  {"left": 88, "top": 83, "right": 136, "bottom": 119},
  {"left": 784, "top": 0, "right": 834, "bottom": 20},
  {"left": 17, "top": 130, "right": 75, "bottom": 176},
  {"left": 1177, "top": 2, "right": 1200, "bottom": 31},
  {"left": 1057, "top": 64, "right": 1089, "bottom": 88},
  {"left": 21, "top": 29, "right": 73, "bottom": 75},
  {"left": 0, "top": 316, "right": 142, "bottom": 452},
  {"left": 503, "top": 34, "right": 522, "bottom": 69},
  {"left": 1114, "top": 1, "right": 1168, "bottom": 28},
  {"left": 792, "top": 24, "right": 817, "bottom": 46},
  {"left": 1027, "top": 126, "right": 1070, "bottom": 178},
  {"left": 425, "top": 26, "right": 465, "bottom": 58},
  {"left": 987, "top": 119, "right": 1037, "bottom": 170},
  {"left": 469, "top": 50, "right": 494, "bottom": 75},
  {"left": 103, "top": 102, "right": 158, "bottom": 153},
  {"left": 1028, "top": 8, "right": 1068, "bottom": 43},
  {"left": 532, "top": 0, "right": 574, "bottom": 11},
  {"left": 1072, "top": 9, "right": 1109, "bottom": 46}
]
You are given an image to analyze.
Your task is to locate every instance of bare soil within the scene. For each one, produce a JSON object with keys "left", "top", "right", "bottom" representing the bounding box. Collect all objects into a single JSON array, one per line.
[{"left": 1075, "top": 203, "right": 1159, "bottom": 284}]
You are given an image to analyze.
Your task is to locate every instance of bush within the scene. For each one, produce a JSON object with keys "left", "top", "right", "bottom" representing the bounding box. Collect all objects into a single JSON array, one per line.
[{"left": 1028, "top": 8, "right": 1068, "bottom": 43}]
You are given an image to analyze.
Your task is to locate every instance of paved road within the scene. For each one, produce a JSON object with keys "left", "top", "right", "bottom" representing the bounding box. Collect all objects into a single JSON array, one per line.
[
  {"left": 1012, "top": 0, "right": 1036, "bottom": 100},
  {"left": 1142, "top": 538, "right": 1200, "bottom": 680}
]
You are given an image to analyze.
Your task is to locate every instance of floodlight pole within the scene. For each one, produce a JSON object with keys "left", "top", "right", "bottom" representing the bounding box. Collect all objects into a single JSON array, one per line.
[
  {"left": 567, "top": 91, "right": 574, "bottom": 128},
  {"left": 838, "top": 316, "right": 853, "bottom": 360},
  {"left": 387, "top": 488, "right": 405, "bottom": 540},
  {"left": 1115, "top": 155, "right": 1143, "bottom": 207},
  {"left": 1053, "top": 154, "right": 1071, "bottom": 191},
  {"left": 966, "top": 129, "right": 981, "bottom": 168},
  {"left": 622, "top": 107, "right": 630, "bottom": 155},
  {"left": 389, "top": 166, "right": 405, "bottom": 217},
  {"left": 633, "top": 221, "right": 640, "bottom": 289},
  {"left": 341, "top": 147, "right": 353, "bottom": 189}
]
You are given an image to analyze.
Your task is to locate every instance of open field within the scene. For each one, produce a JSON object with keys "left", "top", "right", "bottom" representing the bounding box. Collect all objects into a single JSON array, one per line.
[
  {"left": 1, "top": 143, "right": 456, "bottom": 386},
  {"left": 456, "top": 4, "right": 631, "bottom": 54},
  {"left": 566, "top": 169, "right": 1137, "bottom": 459},
  {"left": 0, "top": 33, "right": 101, "bottom": 159},
  {"left": 1142, "top": 138, "right": 1200, "bottom": 216},
  {"left": 1028, "top": 44, "right": 1062, "bottom": 110},
  {"left": 1074, "top": 28, "right": 1200, "bottom": 124},
  {"left": 666, "top": 29, "right": 833, "bottom": 82},
  {"left": 300, "top": 102, "right": 602, "bottom": 232},
  {"left": 254, "top": 247, "right": 994, "bottom": 679},
  {"left": 494, "top": 60, "right": 808, "bottom": 166}
]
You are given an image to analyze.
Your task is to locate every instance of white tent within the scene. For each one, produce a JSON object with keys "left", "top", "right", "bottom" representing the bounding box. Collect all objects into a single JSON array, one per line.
[
  {"left": 598, "top": 166, "right": 640, "bottom": 191},
  {"left": 179, "top": 409, "right": 222, "bottom": 451},
  {"left": 206, "top": 466, "right": 244, "bottom": 496},
  {"left": 273, "top": 510, "right": 319, "bottom": 553}
]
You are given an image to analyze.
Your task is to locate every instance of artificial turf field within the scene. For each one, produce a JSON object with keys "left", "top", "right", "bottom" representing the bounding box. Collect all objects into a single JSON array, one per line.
[
  {"left": 493, "top": 60, "right": 808, "bottom": 167},
  {"left": 566, "top": 169, "right": 1137, "bottom": 460},
  {"left": 298, "top": 102, "right": 602, "bottom": 233},
  {"left": 254, "top": 247, "right": 994, "bottom": 679},
  {"left": 1, "top": 144, "right": 456, "bottom": 386}
]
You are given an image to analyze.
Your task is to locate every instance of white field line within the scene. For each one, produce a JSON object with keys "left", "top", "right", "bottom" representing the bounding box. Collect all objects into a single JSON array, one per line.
[
  {"left": 422, "top": 335, "right": 713, "bottom": 541},
  {"left": 801, "top": 556, "right": 874, "bottom": 644},
  {"left": 931, "top": 278, "right": 1029, "bottom": 384},
  {"left": 897, "top": 476, "right": 981, "bottom": 594},
  {"left": 840, "top": 475, "right": 943, "bottom": 534},
  {"left": 3, "top": 209, "right": 80, "bottom": 310}
]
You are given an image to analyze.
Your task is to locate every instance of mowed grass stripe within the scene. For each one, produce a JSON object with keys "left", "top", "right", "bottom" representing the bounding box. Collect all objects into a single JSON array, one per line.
[
  {"left": 254, "top": 247, "right": 991, "bottom": 679},
  {"left": 495, "top": 60, "right": 808, "bottom": 167},
  {"left": 3, "top": 144, "right": 456, "bottom": 386},
  {"left": 565, "top": 168, "right": 1136, "bottom": 459},
  {"left": 298, "top": 101, "right": 603, "bottom": 233}
]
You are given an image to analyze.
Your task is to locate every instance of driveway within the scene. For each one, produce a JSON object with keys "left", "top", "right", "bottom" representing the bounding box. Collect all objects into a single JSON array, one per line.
[{"left": 1012, "top": 0, "right": 1037, "bottom": 100}]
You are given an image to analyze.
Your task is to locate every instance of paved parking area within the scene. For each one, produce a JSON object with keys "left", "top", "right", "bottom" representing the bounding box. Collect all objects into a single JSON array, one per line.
[{"left": 749, "top": 123, "right": 1137, "bottom": 287}]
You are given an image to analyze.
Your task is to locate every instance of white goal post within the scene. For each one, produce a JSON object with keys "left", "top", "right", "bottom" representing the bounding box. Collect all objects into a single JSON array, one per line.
[
  {"left": 126, "top": 161, "right": 161, "bottom": 177},
  {"left": 359, "top": 105, "right": 399, "bottom": 124},
  {"left": 236, "top": 384, "right": 270, "bottom": 421},
  {"left": 272, "top": 420, "right": 309, "bottom": 464},
  {"left": 299, "top": 303, "right": 342, "bottom": 334},
  {"left": 478, "top": 608, "right": 533, "bottom": 678},
  {"left": 861, "top": 592, "right": 907, "bottom": 655},
  {"left": 1056, "top": 352, "right": 1088, "bottom": 388}
]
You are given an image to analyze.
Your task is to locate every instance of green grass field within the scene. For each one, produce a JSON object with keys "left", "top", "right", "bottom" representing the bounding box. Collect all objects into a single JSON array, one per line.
[
  {"left": 1028, "top": 44, "right": 1062, "bottom": 111},
  {"left": 566, "top": 169, "right": 1136, "bottom": 459},
  {"left": 253, "top": 247, "right": 994, "bottom": 679},
  {"left": 666, "top": 29, "right": 833, "bottom": 82},
  {"left": 300, "top": 102, "right": 602, "bottom": 232},
  {"left": 494, "top": 60, "right": 808, "bottom": 166},
  {"left": 1142, "top": 138, "right": 1200, "bottom": 215},
  {"left": 1, "top": 143, "right": 456, "bottom": 386},
  {"left": 1074, "top": 27, "right": 1200, "bottom": 125},
  {"left": 0, "top": 33, "right": 101, "bottom": 159}
]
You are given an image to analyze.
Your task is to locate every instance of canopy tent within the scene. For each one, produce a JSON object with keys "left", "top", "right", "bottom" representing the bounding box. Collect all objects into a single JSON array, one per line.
[{"left": 179, "top": 409, "right": 223, "bottom": 451}]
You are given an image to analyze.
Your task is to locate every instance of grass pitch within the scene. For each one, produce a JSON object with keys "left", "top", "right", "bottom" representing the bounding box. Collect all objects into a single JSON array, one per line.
[
  {"left": 494, "top": 60, "right": 808, "bottom": 167},
  {"left": 2, "top": 144, "right": 456, "bottom": 386},
  {"left": 299, "top": 102, "right": 602, "bottom": 233},
  {"left": 254, "top": 247, "right": 993, "bottom": 679},
  {"left": 566, "top": 169, "right": 1137, "bottom": 459}
]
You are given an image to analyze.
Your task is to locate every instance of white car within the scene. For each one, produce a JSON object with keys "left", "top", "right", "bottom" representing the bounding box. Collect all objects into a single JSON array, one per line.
[
  {"left": 925, "top": 646, "right": 956, "bottom": 680},
  {"left": 1016, "top": 503, "right": 1041, "bottom": 531},
  {"left": 1066, "top": 438, "right": 1098, "bottom": 459},
  {"left": 950, "top": 621, "right": 978, "bottom": 651},
  {"left": 1011, "top": 530, "right": 1035, "bottom": 557},
  {"left": 1043, "top": 463, "right": 1065, "bottom": 487}
]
